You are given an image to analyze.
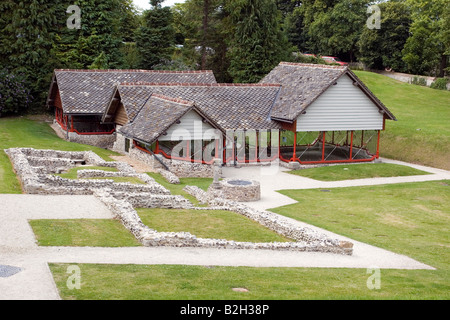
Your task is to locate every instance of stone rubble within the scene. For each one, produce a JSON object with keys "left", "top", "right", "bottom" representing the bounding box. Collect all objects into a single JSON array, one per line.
[{"left": 5, "top": 147, "right": 353, "bottom": 255}]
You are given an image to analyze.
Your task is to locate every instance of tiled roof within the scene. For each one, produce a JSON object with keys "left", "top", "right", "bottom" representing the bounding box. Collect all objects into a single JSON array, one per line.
[
  {"left": 119, "top": 94, "right": 196, "bottom": 145},
  {"left": 260, "top": 62, "right": 347, "bottom": 121},
  {"left": 260, "top": 62, "right": 395, "bottom": 121},
  {"left": 49, "top": 69, "right": 217, "bottom": 114},
  {"left": 113, "top": 83, "right": 283, "bottom": 130}
]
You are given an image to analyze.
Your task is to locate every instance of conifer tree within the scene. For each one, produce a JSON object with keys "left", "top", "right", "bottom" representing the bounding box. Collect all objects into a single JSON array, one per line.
[
  {"left": 0, "top": 0, "right": 58, "bottom": 110},
  {"left": 135, "top": 0, "right": 175, "bottom": 69},
  {"left": 227, "top": 0, "right": 293, "bottom": 83}
]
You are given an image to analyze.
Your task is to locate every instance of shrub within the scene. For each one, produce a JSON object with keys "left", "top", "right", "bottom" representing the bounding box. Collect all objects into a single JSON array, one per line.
[
  {"left": 291, "top": 53, "right": 328, "bottom": 65},
  {"left": 410, "top": 76, "right": 427, "bottom": 86},
  {"left": 430, "top": 78, "right": 449, "bottom": 90},
  {"left": 0, "top": 69, "right": 32, "bottom": 116}
]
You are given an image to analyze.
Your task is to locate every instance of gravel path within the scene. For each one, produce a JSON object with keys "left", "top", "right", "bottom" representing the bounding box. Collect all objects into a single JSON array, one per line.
[{"left": 1, "top": 158, "right": 446, "bottom": 300}]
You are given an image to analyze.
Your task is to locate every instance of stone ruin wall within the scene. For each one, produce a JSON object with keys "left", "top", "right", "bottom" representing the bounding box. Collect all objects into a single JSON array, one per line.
[{"left": 4, "top": 147, "right": 353, "bottom": 255}]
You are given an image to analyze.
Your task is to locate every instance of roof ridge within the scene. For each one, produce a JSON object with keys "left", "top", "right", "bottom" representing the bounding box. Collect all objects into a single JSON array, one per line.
[
  {"left": 279, "top": 61, "right": 347, "bottom": 70},
  {"left": 119, "top": 82, "right": 281, "bottom": 87},
  {"left": 54, "top": 69, "right": 214, "bottom": 74},
  {"left": 150, "top": 93, "right": 194, "bottom": 106}
]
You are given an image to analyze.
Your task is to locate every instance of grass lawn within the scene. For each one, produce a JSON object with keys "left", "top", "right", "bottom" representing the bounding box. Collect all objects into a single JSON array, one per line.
[
  {"left": 55, "top": 165, "right": 146, "bottom": 184},
  {"left": 137, "top": 208, "right": 291, "bottom": 243},
  {"left": 0, "top": 116, "right": 119, "bottom": 193},
  {"left": 288, "top": 163, "right": 430, "bottom": 181},
  {"left": 49, "top": 263, "right": 448, "bottom": 300},
  {"left": 56, "top": 166, "right": 118, "bottom": 179},
  {"left": 354, "top": 71, "right": 450, "bottom": 170},
  {"left": 272, "top": 180, "right": 449, "bottom": 270},
  {"left": 146, "top": 172, "right": 212, "bottom": 206},
  {"left": 49, "top": 181, "right": 449, "bottom": 300},
  {"left": 29, "top": 219, "right": 141, "bottom": 247}
]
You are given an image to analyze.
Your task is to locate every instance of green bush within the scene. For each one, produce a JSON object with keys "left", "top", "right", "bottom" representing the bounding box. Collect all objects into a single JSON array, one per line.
[
  {"left": 0, "top": 69, "right": 32, "bottom": 116},
  {"left": 291, "top": 53, "right": 328, "bottom": 65},
  {"left": 410, "top": 76, "right": 427, "bottom": 86},
  {"left": 430, "top": 78, "right": 449, "bottom": 90}
]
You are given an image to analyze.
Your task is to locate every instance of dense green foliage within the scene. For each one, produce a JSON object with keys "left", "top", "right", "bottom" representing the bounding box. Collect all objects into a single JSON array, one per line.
[
  {"left": 0, "top": 70, "right": 33, "bottom": 115},
  {"left": 358, "top": 0, "right": 412, "bottom": 72},
  {"left": 0, "top": 0, "right": 448, "bottom": 116},
  {"left": 227, "top": 0, "right": 293, "bottom": 82},
  {"left": 135, "top": 0, "right": 175, "bottom": 69},
  {"left": 402, "top": 0, "right": 449, "bottom": 77}
]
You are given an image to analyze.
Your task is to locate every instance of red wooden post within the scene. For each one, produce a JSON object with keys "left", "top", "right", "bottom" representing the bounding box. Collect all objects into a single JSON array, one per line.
[
  {"left": 376, "top": 130, "right": 381, "bottom": 158},
  {"left": 349, "top": 131, "right": 354, "bottom": 160},
  {"left": 321, "top": 131, "right": 326, "bottom": 162}
]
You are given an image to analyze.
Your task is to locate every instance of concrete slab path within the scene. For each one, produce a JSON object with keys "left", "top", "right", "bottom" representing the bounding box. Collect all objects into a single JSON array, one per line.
[{"left": 221, "top": 158, "right": 450, "bottom": 210}]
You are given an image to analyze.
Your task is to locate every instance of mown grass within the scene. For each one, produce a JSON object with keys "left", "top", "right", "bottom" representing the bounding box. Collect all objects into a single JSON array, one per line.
[
  {"left": 272, "top": 180, "right": 450, "bottom": 270},
  {"left": 288, "top": 163, "right": 430, "bottom": 181},
  {"left": 49, "top": 181, "right": 449, "bottom": 300},
  {"left": 56, "top": 166, "right": 118, "bottom": 179},
  {"left": 137, "top": 208, "right": 292, "bottom": 243},
  {"left": 0, "top": 116, "right": 119, "bottom": 193},
  {"left": 353, "top": 71, "right": 450, "bottom": 170},
  {"left": 49, "top": 263, "right": 448, "bottom": 300},
  {"left": 55, "top": 165, "right": 146, "bottom": 184},
  {"left": 29, "top": 219, "right": 141, "bottom": 247},
  {"left": 146, "top": 172, "right": 212, "bottom": 206}
]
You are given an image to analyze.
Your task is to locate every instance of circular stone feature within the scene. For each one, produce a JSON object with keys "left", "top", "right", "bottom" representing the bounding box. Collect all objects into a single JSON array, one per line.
[
  {"left": 218, "top": 178, "right": 260, "bottom": 202},
  {"left": 227, "top": 179, "right": 252, "bottom": 186}
]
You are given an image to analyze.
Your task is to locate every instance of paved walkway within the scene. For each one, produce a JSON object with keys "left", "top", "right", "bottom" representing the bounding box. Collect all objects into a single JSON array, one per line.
[
  {"left": 1, "top": 158, "right": 448, "bottom": 300},
  {"left": 222, "top": 158, "right": 450, "bottom": 210}
]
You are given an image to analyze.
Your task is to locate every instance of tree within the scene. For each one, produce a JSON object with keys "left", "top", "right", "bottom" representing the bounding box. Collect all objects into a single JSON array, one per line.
[
  {"left": 51, "top": 0, "right": 126, "bottom": 70},
  {"left": 402, "top": 0, "right": 449, "bottom": 76},
  {"left": 0, "top": 69, "right": 32, "bottom": 116},
  {"left": 227, "top": 0, "right": 294, "bottom": 83},
  {"left": 0, "top": 0, "right": 59, "bottom": 110},
  {"left": 135, "top": 0, "right": 175, "bottom": 69},
  {"left": 172, "top": 0, "right": 232, "bottom": 81},
  {"left": 358, "top": 0, "right": 412, "bottom": 72},
  {"left": 281, "top": 1, "right": 308, "bottom": 51},
  {"left": 305, "top": 0, "right": 370, "bottom": 62}
]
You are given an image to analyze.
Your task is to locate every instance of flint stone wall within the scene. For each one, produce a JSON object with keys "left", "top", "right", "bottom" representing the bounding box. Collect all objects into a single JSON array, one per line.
[
  {"left": 183, "top": 185, "right": 353, "bottom": 255},
  {"left": 4, "top": 147, "right": 169, "bottom": 195},
  {"left": 5, "top": 147, "right": 353, "bottom": 255},
  {"left": 52, "top": 121, "right": 116, "bottom": 149},
  {"left": 129, "top": 147, "right": 215, "bottom": 178},
  {"left": 209, "top": 179, "right": 261, "bottom": 202}
]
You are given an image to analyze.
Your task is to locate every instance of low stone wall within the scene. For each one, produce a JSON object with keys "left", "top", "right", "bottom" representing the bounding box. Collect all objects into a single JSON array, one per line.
[
  {"left": 5, "top": 147, "right": 353, "bottom": 255},
  {"left": 51, "top": 121, "right": 116, "bottom": 149},
  {"left": 68, "top": 132, "right": 116, "bottom": 149},
  {"left": 169, "top": 159, "right": 215, "bottom": 178},
  {"left": 183, "top": 185, "right": 353, "bottom": 255},
  {"left": 96, "top": 184, "right": 353, "bottom": 253},
  {"left": 106, "top": 191, "right": 194, "bottom": 209},
  {"left": 4, "top": 147, "right": 169, "bottom": 195},
  {"left": 128, "top": 147, "right": 165, "bottom": 171},
  {"left": 158, "top": 169, "right": 180, "bottom": 184},
  {"left": 129, "top": 147, "right": 215, "bottom": 178},
  {"left": 210, "top": 179, "right": 260, "bottom": 202}
]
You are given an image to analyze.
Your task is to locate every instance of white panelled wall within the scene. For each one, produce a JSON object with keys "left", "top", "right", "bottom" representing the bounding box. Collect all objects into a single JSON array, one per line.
[
  {"left": 158, "top": 110, "right": 215, "bottom": 141},
  {"left": 296, "top": 74, "right": 384, "bottom": 132}
]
